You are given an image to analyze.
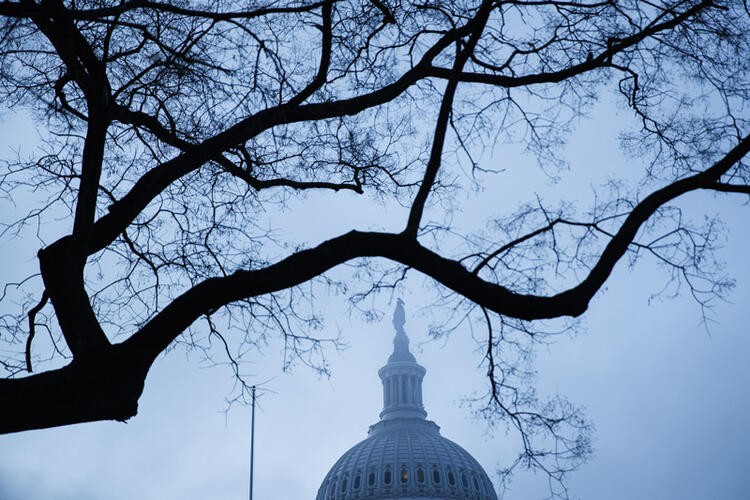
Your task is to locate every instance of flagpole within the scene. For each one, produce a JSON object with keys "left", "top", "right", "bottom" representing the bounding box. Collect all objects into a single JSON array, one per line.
[{"left": 249, "top": 385, "right": 256, "bottom": 500}]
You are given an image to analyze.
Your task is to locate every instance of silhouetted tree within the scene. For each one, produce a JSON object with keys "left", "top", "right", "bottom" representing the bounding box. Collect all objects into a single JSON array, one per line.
[{"left": 1, "top": 0, "right": 749, "bottom": 496}]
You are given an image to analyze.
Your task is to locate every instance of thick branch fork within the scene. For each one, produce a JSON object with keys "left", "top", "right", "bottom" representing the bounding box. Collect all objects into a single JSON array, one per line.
[{"left": 0, "top": 347, "right": 148, "bottom": 433}]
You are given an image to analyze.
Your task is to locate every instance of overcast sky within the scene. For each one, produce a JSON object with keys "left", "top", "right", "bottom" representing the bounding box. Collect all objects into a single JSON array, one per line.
[{"left": 1, "top": 91, "right": 749, "bottom": 500}]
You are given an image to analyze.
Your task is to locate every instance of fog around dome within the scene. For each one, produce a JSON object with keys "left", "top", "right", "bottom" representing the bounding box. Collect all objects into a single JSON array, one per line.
[{"left": 316, "top": 302, "right": 498, "bottom": 500}]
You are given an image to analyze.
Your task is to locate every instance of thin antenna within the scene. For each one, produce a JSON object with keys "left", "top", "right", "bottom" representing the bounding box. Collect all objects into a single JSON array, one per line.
[{"left": 249, "top": 385, "right": 256, "bottom": 500}]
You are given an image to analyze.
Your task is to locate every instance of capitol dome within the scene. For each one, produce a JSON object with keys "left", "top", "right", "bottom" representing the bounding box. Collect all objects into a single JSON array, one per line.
[{"left": 317, "top": 300, "right": 498, "bottom": 500}]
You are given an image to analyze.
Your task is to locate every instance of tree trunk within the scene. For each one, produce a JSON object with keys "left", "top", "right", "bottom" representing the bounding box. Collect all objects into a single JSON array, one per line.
[{"left": 0, "top": 348, "right": 148, "bottom": 434}]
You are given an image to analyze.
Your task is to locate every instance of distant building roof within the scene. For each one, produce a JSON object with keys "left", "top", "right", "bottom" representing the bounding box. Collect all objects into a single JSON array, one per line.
[{"left": 316, "top": 301, "right": 498, "bottom": 500}]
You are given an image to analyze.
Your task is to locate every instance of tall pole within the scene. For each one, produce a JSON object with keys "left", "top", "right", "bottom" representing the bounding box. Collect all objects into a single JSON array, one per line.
[{"left": 249, "top": 385, "right": 256, "bottom": 500}]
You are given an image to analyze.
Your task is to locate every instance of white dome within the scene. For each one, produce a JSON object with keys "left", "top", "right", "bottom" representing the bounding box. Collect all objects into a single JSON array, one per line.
[
  {"left": 316, "top": 418, "right": 497, "bottom": 499},
  {"left": 317, "top": 300, "right": 498, "bottom": 500}
]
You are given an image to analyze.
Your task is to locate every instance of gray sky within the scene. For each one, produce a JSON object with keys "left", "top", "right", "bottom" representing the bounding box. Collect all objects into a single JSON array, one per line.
[{"left": 1, "top": 93, "right": 749, "bottom": 500}]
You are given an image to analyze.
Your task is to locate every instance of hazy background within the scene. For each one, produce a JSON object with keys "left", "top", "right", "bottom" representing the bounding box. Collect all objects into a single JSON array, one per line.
[{"left": 1, "top": 92, "right": 749, "bottom": 500}]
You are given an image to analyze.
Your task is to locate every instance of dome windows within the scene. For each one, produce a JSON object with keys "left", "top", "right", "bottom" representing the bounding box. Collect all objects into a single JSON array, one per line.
[
  {"left": 316, "top": 428, "right": 498, "bottom": 499},
  {"left": 416, "top": 465, "right": 425, "bottom": 484},
  {"left": 432, "top": 466, "right": 441, "bottom": 484},
  {"left": 400, "top": 465, "right": 409, "bottom": 483},
  {"left": 340, "top": 475, "right": 347, "bottom": 493},
  {"left": 447, "top": 468, "right": 456, "bottom": 487},
  {"left": 383, "top": 466, "right": 392, "bottom": 485}
]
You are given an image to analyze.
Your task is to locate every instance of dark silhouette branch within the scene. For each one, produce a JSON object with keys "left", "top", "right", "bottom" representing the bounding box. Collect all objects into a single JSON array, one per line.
[
  {"left": 405, "top": 0, "right": 493, "bottom": 236},
  {"left": 704, "top": 182, "right": 750, "bottom": 195},
  {"left": 1, "top": 134, "right": 747, "bottom": 433},
  {"left": 122, "top": 134, "right": 750, "bottom": 362},
  {"left": 0, "top": 347, "right": 148, "bottom": 433},
  {"left": 572, "top": 135, "right": 750, "bottom": 305},
  {"left": 25, "top": 289, "right": 49, "bottom": 373},
  {"left": 84, "top": 14, "right": 485, "bottom": 256},
  {"left": 65, "top": 0, "right": 327, "bottom": 21},
  {"left": 426, "top": 0, "right": 717, "bottom": 88},
  {"left": 220, "top": 159, "right": 363, "bottom": 193},
  {"left": 287, "top": 0, "right": 333, "bottom": 107}
]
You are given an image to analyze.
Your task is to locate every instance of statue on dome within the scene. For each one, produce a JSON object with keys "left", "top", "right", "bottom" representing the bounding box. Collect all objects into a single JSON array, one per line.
[
  {"left": 392, "top": 298, "right": 406, "bottom": 331},
  {"left": 388, "top": 299, "right": 414, "bottom": 363}
]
